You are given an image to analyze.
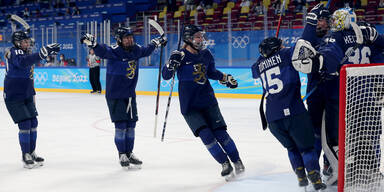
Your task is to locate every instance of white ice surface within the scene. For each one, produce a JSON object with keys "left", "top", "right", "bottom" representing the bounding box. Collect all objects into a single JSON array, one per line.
[{"left": 0, "top": 92, "right": 337, "bottom": 192}]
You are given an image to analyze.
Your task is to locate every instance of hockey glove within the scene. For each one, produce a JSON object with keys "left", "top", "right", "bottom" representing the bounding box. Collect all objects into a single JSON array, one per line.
[
  {"left": 219, "top": 73, "right": 238, "bottom": 89},
  {"left": 151, "top": 35, "right": 168, "bottom": 48},
  {"left": 292, "top": 39, "right": 323, "bottom": 74},
  {"left": 39, "top": 43, "right": 60, "bottom": 59},
  {"left": 360, "top": 25, "right": 378, "bottom": 44},
  {"left": 166, "top": 50, "right": 184, "bottom": 71},
  {"left": 80, "top": 33, "right": 96, "bottom": 48},
  {"left": 306, "top": 3, "right": 325, "bottom": 26}
]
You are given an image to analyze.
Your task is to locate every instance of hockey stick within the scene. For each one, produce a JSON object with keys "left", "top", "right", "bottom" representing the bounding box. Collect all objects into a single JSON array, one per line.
[
  {"left": 275, "top": 0, "right": 287, "bottom": 38},
  {"left": 149, "top": 19, "right": 165, "bottom": 138},
  {"left": 325, "top": 0, "right": 332, "bottom": 8},
  {"left": 8, "top": 14, "right": 30, "bottom": 33},
  {"left": 154, "top": 46, "right": 164, "bottom": 138},
  {"left": 161, "top": 22, "right": 184, "bottom": 142}
]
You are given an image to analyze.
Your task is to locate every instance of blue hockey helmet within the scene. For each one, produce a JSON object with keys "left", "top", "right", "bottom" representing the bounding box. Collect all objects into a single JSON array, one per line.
[
  {"left": 12, "top": 30, "right": 30, "bottom": 48},
  {"left": 319, "top": 9, "right": 331, "bottom": 20},
  {"left": 183, "top": 24, "right": 206, "bottom": 51},
  {"left": 114, "top": 27, "right": 133, "bottom": 43},
  {"left": 259, "top": 37, "right": 282, "bottom": 58},
  {"left": 183, "top": 25, "right": 203, "bottom": 42},
  {"left": 316, "top": 9, "right": 331, "bottom": 37}
]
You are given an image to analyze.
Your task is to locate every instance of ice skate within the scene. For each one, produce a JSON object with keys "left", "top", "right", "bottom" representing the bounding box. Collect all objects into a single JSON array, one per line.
[
  {"left": 31, "top": 151, "right": 44, "bottom": 167},
  {"left": 221, "top": 161, "right": 235, "bottom": 181},
  {"left": 22, "top": 153, "right": 36, "bottom": 169},
  {"left": 308, "top": 170, "right": 327, "bottom": 191},
  {"left": 127, "top": 152, "right": 142, "bottom": 169},
  {"left": 295, "top": 167, "right": 309, "bottom": 187},
  {"left": 119, "top": 153, "right": 130, "bottom": 168},
  {"left": 234, "top": 159, "right": 245, "bottom": 175}
]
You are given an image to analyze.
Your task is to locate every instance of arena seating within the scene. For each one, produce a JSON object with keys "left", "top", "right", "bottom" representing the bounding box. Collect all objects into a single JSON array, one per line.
[{"left": 0, "top": 0, "right": 382, "bottom": 33}]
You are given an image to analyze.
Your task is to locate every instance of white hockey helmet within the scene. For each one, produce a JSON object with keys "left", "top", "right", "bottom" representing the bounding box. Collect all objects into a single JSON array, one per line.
[{"left": 331, "top": 7, "right": 357, "bottom": 32}]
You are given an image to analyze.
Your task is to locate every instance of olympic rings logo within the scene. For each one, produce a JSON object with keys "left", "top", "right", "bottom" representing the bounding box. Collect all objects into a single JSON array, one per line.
[
  {"left": 34, "top": 71, "right": 49, "bottom": 85},
  {"left": 232, "top": 35, "right": 249, "bottom": 48},
  {"left": 161, "top": 79, "right": 178, "bottom": 88}
]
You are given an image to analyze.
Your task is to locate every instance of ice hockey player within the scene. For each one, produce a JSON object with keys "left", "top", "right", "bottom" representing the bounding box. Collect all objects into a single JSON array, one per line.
[
  {"left": 4, "top": 30, "right": 60, "bottom": 168},
  {"left": 252, "top": 37, "right": 326, "bottom": 190},
  {"left": 162, "top": 24, "right": 245, "bottom": 181},
  {"left": 80, "top": 27, "right": 167, "bottom": 168},
  {"left": 301, "top": 3, "right": 336, "bottom": 177}
]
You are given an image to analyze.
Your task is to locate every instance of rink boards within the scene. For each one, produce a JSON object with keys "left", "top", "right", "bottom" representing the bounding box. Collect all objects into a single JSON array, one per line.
[{"left": 0, "top": 67, "right": 308, "bottom": 98}]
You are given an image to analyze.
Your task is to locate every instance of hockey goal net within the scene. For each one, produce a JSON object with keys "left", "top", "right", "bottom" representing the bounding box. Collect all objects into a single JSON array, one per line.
[{"left": 339, "top": 63, "right": 384, "bottom": 192}]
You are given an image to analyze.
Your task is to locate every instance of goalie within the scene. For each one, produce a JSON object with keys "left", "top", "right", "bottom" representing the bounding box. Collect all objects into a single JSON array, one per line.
[{"left": 292, "top": 7, "right": 384, "bottom": 186}]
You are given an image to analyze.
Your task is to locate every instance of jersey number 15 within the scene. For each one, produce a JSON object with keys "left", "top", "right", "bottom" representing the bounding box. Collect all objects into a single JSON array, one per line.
[{"left": 260, "top": 67, "right": 283, "bottom": 94}]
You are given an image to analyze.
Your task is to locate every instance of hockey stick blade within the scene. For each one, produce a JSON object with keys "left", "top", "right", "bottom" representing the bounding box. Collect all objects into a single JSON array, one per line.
[
  {"left": 8, "top": 14, "right": 30, "bottom": 33},
  {"left": 350, "top": 22, "right": 363, "bottom": 45},
  {"left": 148, "top": 19, "right": 164, "bottom": 36}
]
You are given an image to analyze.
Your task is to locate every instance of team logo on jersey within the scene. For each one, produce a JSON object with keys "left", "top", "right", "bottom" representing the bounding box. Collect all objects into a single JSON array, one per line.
[
  {"left": 126, "top": 60, "right": 137, "bottom": 79},
  {"left": 29, "top": 65, "right": 34, "bottom": 80},
  {"left": 193, "top": 63, "right": 207, "bottom": 85}
]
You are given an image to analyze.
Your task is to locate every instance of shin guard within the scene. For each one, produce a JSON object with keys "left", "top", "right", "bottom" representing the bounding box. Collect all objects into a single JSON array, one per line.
[{"left": 199, "top": 128, "right": 228, "bottom": 164}]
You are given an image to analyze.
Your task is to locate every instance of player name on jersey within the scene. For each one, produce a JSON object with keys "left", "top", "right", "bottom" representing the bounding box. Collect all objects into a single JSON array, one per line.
[
  {"left": 258, "top": 54, "right": 282, "bottom": 72},
  {"left": 343, "top": 35, "right": 357, "bottom": 45}
]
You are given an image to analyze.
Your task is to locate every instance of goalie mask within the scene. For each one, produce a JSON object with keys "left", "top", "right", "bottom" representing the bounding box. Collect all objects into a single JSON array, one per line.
[
  {"left": 183, "top": 24, "right": 207, "bottom": 51},
  {"left": 259, "top": 37, "right": 282, "bottom": 58},
  {"left": 12, "top": 30, "right": 32, "bottom": 52},
  {"left": 331, "top": 8, "right": 357, "bottom": 32},
  {"left": 114, "top": 27, "right": 134, "bottom": 51}
]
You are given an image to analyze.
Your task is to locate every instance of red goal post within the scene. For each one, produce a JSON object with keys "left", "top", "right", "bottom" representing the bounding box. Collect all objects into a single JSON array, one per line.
[{"left": 339, "top": 63, "right": 384, "bottom": 192}]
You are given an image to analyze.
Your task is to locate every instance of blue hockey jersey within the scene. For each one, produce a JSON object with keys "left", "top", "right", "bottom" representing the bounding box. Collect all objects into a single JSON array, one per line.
[
  {"left": 300, "top": 24, "right": 332, "bottom": 98},
  {"left": 162, "top": 48, "right": 224, "bottom": 115},
  {"left": 4, "top": 47, "right": 41, "bottom": 101},
  {"left": 317, "top": 29, "right": 384, "bottom": 99},
  {"left": 93, "top": 43, "right": 155, "bottom": 99},
  {"left": 301, "top": 24, "right": 324, "bottom": 48},
  {"left": 252, "top": 47, "right": 307, "bottom": 123}
]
